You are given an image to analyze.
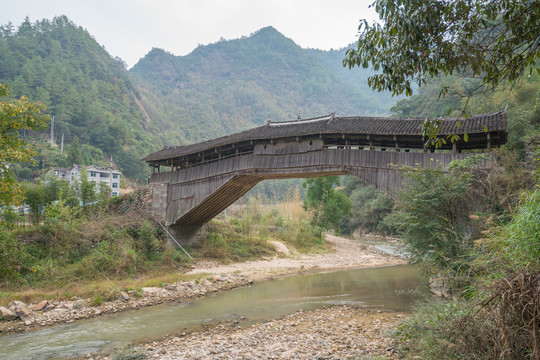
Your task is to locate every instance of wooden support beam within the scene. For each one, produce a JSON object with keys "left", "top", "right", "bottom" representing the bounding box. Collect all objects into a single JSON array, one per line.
[{"left": 487, "top": 133, "right": 492, "bottom": 152}]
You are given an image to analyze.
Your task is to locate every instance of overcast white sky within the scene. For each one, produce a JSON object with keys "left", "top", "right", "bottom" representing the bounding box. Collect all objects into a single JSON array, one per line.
[{"left": 0, "top": 0, "right": 379, "bottom": 68}]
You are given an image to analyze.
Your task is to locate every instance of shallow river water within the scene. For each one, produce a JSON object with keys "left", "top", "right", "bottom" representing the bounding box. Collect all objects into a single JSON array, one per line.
[{"left": 0, "top": 265, "right": 426, "bottom": 359}]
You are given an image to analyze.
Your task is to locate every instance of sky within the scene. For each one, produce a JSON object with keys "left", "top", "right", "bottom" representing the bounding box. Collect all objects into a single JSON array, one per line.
[{"left": 0, "top": 0, "right": 379, "bottom": 68}]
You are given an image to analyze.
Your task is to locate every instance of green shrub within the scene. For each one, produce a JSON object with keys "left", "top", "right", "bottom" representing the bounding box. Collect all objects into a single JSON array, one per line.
[
  {"left": 395, "top": 297, "right": 472, "bottom": 359},
  {"left": 499, "top": 189, "right": 540, "bottom": 269},
  {"left": 384, "top": 165, "right": 474, "bottom": 274},
  {"left": 91, "top": 294, "right": 103, "bottom": 306},
  {"left": 76, "top": 240, "right": 140, "bottom": 279},
  {"left": 0, "top": 228, "right": 23, "bottom": 282},
  {"left": 138, "top": 222, "right": 161, "bottom": 259}
]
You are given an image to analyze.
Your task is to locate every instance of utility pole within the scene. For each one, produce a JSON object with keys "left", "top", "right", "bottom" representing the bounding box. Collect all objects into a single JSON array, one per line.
[
  {"left": 60, "top": 133, "right": 64, "bottom": 154},
  {"left": 50, "top": 116, "right": 55, "bottom": 146}
]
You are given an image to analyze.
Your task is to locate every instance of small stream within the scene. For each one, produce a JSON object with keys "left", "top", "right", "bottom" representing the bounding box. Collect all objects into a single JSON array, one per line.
[{"left": 0, "top": 264, "right": 426, "bottom": 360}]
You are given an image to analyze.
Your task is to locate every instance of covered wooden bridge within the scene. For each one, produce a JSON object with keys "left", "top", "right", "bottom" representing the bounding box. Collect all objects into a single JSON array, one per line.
[{"left": 143, "top": 109, "right": 507, "bottom": 241}]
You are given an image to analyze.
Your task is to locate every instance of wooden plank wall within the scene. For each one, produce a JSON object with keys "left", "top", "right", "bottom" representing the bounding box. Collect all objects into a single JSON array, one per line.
[{"left": 149, "top": 149, "right": 471, "bottom": 226}]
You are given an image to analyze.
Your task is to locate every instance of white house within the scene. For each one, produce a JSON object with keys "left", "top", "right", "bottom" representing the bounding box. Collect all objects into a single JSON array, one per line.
[{"left": 46, "top": 165, "right": 122, "bottom": 197}]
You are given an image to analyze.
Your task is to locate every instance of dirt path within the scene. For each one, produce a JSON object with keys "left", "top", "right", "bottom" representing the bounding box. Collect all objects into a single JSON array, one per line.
[{"left": 188, "top": 234, "right": 407, "bottom": 281}]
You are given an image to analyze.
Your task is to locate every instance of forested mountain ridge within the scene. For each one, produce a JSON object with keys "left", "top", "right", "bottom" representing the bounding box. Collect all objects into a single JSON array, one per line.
[
  {"left": 0, "top": 16, "right": 161, "bottom": 180},
  {"left": 1, "top": 17, "right": 395, "bottom": 181},
  {"left": 130, "top": 26, "right": 395, "bottom": 145}
]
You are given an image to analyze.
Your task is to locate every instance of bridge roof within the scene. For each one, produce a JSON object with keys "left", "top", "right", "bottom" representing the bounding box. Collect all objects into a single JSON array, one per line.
[{"left": 143, "top": 108, "right": 507, "bottom": 162}]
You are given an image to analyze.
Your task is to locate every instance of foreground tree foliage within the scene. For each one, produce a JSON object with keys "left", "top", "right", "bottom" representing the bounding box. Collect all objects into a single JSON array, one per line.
[
  {"left": 385, "top": 162, "right": 474, "bottom": 273},
  {"left": 344, "top": 0, "right": 540, "bottom": 97},
  {"left": 0, "top": 83, "right": 49, "bottom": 205}
]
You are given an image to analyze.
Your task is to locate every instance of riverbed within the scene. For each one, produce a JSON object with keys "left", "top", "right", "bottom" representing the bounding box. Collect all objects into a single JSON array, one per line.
[
  {"left": 0, "top": 236, "right": 420, "bottom": 359},
  {"left": 0, "top": 265, "right": 425, "bottom": 360}
]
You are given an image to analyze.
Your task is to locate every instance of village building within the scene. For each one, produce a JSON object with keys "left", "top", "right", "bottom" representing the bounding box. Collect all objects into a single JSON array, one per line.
[{"left": 46, "top": 165, "right": 122, "bottom": 197}]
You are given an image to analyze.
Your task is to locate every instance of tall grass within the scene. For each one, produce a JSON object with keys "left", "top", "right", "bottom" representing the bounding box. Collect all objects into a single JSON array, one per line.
[{"left": 199, "top": 191, "right": 325, "bottom": 261}]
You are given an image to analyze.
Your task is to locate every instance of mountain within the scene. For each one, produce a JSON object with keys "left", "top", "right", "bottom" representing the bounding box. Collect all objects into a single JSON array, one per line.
[
  {"left": 0, "top": 16, "right": 161, "bottom": 180},
  {"left": 0, "top": 18, "right": 396, "bottom": 181},
  {"left": 130, "top": 26, "right": 396, "bottom": 145}
]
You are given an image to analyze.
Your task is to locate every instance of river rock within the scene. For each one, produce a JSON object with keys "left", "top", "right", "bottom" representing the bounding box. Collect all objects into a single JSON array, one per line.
[
  {"left": 72, "top": 299, "right": 87, "bottom": 310},
  {"left": 211, "top": 275, "right": 227, "bottom": 282},
  {"left": 142, "top": 287, "right": 168, "bottom": 297},
  {"left": 8, "top": 301, "right": 34, "bottom": 322},
  {"left": 33, "top": 300, "right": 48, "bottom": 311},
  {"left": 0, "top": 306, "right": 17, "bottom": 321},
  {"left": 119, "top": 291, "right": 130, "bottom": 301}
]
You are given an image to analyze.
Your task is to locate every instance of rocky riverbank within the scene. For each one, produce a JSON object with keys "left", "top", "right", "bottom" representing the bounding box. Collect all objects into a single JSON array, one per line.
[
  {"left": 100, "top": 306, "right": 405, "bottom": 360},
  {"left": 0, "top": 274, "right": 252, "bottom": 334}
]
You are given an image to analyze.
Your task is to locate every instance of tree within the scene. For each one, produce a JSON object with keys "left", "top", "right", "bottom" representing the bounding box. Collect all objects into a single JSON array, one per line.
[
  {"left": 76, "top": 167, "right": 97, "bottom": 208},
  {"left": 384, "top": 164, "right": 474, "bottom": 273},
  {"left": 66, "top": 135, "right": 83, "bottom": 165},
  {"left": 23, "top": 182, "right": 47, "bottom": 225},
  {"left": 302, "top": 176, "right": 351, "bottom": 233},
  {"left": 344, "top": 0, "right": 540, "bottom": 98},
  {"left": 0, "top": 83, "right": 49, "bottom": 205}
]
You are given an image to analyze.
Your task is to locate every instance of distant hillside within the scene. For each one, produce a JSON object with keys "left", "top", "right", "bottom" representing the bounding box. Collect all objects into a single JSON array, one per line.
[
  {"left": 130, "top": 26, "right": 396, "bottom": 145},
  {"left": 0, "top": 16, "right": 161, "bottom": 180},
  {"left": 0, "top": 18, "right": 396, "bottom": 181}
]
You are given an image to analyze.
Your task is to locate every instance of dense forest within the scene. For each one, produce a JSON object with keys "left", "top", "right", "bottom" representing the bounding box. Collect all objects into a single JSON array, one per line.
[
  {"left": 0, "top": 16, "right": 160, "bottom": 181},
  {"left": 0, "top": 17, "right": 395, "bottom": 182}
]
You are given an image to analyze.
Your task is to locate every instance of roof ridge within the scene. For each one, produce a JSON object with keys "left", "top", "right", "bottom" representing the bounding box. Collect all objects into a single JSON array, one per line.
[{"left": 268, "top": 113, "right": 335, "bottom": 126}]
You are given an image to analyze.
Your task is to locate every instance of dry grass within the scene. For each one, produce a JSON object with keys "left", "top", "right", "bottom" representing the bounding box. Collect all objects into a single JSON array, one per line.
[
  {"left": 450, "top": 269, "right": 540, "bottom": 360},
  {"left": 0, "top": 272, "right": 204, "bottom": 307}
]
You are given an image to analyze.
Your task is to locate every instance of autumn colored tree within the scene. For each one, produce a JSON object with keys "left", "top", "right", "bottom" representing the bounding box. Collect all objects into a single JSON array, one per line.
[{"left": 0, "top": 83, "right": 49, "bottom": 205}]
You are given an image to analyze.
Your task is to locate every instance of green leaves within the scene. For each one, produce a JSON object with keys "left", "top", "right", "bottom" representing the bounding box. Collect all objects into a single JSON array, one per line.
[
  {"left": 344, "top": 0, "right": 540, "bottom": 98},
  {"left": 0, "top": 83, "right": 50, "bottom": 206},
  {"left": 389, "top": 165, "right": 474, "bottom": 272},
  {"left": 303, "top": 176, "right": 352, "bottom": 232}
]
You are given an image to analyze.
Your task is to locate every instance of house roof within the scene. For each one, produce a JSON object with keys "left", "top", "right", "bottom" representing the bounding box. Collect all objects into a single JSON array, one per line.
[
  {"left": 143, "top": 108, "right": 507, "bottom": 162},
  {"left": 70, "top": 165, "right": 122, "bottom": 174},
  {"left": 49, "top": 167, "right": 70, "bottom": 172}
]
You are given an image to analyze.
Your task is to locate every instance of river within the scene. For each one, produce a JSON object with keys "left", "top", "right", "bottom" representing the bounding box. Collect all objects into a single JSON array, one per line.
[{"left": 0, "top": 264, "right": 426, "bottom": 359}]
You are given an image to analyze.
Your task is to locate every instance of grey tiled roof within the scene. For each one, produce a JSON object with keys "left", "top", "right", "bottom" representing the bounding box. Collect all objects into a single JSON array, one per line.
[{"left": 143, "top": 108, "right": 507, "bottom": 162}]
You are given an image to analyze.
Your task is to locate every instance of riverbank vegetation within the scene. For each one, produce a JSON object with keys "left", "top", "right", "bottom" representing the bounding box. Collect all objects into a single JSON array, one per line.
[
  {"left": 386, "top": 86, "right": 540, "bottom": 359},
  {"left": 347, "top": 2, "right": 540, "bottom": 353},
  {"left": 0, "top": 183, "right": 327, "bottom": 306}
]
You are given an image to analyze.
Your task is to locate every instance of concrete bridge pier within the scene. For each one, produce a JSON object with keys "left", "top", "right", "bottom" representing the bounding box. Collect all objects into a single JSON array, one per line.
[{"left": 167, "top": 224, "right": 205, "bottom": 247}]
